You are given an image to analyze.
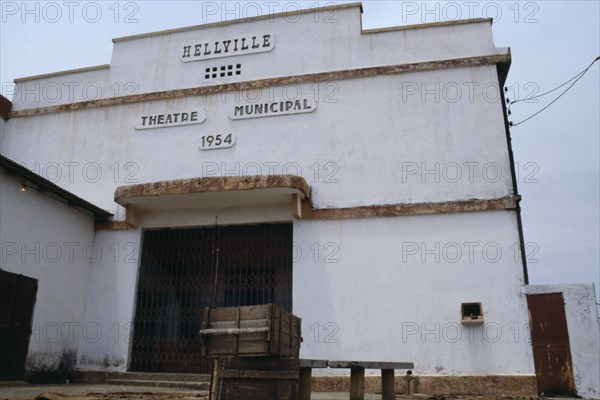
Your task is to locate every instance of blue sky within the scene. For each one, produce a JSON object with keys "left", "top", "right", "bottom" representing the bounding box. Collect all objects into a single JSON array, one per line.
[{"left": 1, "top": 1, "right": 599, "bottom": 301}]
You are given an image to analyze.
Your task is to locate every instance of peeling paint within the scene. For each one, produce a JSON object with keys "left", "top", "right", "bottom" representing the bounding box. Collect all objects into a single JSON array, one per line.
[
  {"left": 114, "top": 174, "right": 310, "bottom": 204},
  {"left": 301, "top": 195, "right": 520, "bottom": 220}
]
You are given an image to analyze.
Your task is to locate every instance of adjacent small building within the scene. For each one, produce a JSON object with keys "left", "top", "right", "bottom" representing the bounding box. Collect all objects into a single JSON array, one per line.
[
  {"left": 1, "top": 3, "right": 598, "bottom": 398},
  {"left": 0, "top": 152, "right": 111, "bottom": 380}
]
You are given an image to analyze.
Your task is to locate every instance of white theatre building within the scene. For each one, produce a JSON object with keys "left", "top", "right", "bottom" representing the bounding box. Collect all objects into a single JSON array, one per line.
[{"left": 1, "top": 3, "right": 598, "bottom": 398}]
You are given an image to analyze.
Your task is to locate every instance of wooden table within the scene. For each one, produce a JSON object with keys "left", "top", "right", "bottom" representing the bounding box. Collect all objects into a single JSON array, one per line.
[{"left": 298, "top": 359, "right": 414, "bottom": 400}]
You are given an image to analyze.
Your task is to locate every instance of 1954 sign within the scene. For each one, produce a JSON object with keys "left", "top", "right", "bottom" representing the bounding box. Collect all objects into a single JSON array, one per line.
[{"left": 200, "top": 134, "right": 235, "bottom": 150}]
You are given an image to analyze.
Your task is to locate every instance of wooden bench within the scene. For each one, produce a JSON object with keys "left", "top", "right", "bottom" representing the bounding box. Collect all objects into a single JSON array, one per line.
[
  {"left": 299, "top": 359, "right": 414, "bottom": 400},
  {"left": 298, "top": 359, "right": 329, "bottom": 400}
]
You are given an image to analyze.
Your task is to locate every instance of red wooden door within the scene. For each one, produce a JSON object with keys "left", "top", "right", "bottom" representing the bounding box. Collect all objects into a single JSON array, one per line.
[{"left": 527, "top": 292, "right": 576, "bottom": 396}]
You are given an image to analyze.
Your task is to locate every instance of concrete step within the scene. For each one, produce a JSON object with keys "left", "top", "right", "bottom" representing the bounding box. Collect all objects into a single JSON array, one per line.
[
  {"left": 107, "top": 378, "right": 210, "bottom": 390},
  {"left": 105, "top": 371, "right": 211, "bottom": 383}
]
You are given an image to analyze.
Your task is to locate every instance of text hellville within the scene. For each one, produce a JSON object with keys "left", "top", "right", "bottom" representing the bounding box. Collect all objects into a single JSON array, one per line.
[{"left": 181, "top": 34, "right": 275, "bottom": 62}]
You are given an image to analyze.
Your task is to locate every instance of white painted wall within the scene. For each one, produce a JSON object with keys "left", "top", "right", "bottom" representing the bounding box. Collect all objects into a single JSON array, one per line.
[
  {"left": 293, "top": 209, "right": 533, "bottom": 375},
  {"left": 0, "top": 167, "right": 95, "bottom": 372},
  {"left": 10, "top": 6, "right": 499, "bottom": 109},
  {"left": 75, "top": 207, "right": 533, "bottom": 376},
  {"left": 526, "top": 284, "right": 600, "bottom": 399},
  {"left": 76, "top": 229, "right": 141, "bottom": 370},
  {"left": 1, "top": 65, "right": 513, "bottom": 214}
]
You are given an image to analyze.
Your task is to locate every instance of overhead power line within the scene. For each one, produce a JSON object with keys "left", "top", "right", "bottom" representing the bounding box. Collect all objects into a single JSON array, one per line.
[{"left": 507, "top": 56, "right": 600, "bottom": 127}]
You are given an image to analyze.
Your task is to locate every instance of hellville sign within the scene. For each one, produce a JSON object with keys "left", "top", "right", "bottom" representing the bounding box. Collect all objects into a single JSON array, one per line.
[{"left": 181, "top": 34, "right": 275, "bottom": 62}]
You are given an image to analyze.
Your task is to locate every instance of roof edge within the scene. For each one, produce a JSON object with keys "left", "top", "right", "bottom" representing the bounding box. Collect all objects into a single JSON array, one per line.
[
  {"left": 362, "top": 18, "right": 492, "bottom": 34},
  {"left": 0, "top": 154, "right": 113, "bottom": 221},
  {"left": 112, "top": 2, "right": 363, "bottom": 43},
  {"left": 14, "top": 64, "right": 111, "bottom": 84}
]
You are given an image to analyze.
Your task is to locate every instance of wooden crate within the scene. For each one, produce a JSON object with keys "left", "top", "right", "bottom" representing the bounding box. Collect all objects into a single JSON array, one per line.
[
  {"left": 215, "top": 371, "right": 298, "bottom": 400},
  {"left": 200, "top": 304, "right": 301, "bottom": 358},
  {"left": 209, "top": 359, "right": 299, "bottom": 400}
]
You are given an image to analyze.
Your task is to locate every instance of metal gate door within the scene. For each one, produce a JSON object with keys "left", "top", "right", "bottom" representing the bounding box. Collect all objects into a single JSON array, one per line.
[
  {"left": 0, "top": 269, "right": 38, "bottom": 379},
  {"left": 129, "top": 223, "right": 293, "bottom": 373},
  {"left": 527, "top": 292, "right": 576, "bottom": 396}
]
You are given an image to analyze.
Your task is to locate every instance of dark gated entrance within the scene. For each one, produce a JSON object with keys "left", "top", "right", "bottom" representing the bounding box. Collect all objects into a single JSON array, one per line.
[
  {"left": 0, "top": 269, "right": 38, "bottom": 379},
  {"left": 129, "top": 223, "right": 293, "bottom": 373},
  {"left": 527, "top": 292, "right": 576, "bottom": 396}
]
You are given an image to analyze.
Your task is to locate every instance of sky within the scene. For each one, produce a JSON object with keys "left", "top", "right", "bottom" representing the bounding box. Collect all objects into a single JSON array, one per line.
[{"left": 1, "top": 0, "right": 599, "bottom": 302}]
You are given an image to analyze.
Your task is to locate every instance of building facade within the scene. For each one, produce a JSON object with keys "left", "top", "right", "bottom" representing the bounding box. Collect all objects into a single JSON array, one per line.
[{"left": 1, "top": 3, "right": 598, "bottom": 397}]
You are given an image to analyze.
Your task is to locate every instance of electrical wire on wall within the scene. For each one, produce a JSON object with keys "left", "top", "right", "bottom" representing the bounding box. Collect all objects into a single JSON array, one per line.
[{"left": 505, "top": 56, "right": 600, "bottom": 127}]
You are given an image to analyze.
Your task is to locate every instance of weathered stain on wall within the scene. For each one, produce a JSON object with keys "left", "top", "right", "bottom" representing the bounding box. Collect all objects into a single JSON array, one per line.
[
  {"left": 23, "top": 350, "right": 77, "bottom": 382},
  {"left": 78, "top": 355, "right": 126, "bottom": 369}
]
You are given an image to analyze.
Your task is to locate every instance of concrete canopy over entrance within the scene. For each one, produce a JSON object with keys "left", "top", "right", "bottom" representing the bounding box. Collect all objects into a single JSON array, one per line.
[
  {"left": 115, "top": 174, "right": 310, "bottom": 209},
  {"left": 112, "top": 175, "right": 310, "bottom": 228}
]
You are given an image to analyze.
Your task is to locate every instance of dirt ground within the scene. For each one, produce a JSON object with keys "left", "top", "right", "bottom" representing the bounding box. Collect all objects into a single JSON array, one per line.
[
  {"left": 0, "top": 381, "right": 386, "bottom": 400},
  {"left": 0, "top": 382, "right": 579, "bottom": 400},
  {"left": 0, "top": 382, "right": 208, "bottom": 400}
]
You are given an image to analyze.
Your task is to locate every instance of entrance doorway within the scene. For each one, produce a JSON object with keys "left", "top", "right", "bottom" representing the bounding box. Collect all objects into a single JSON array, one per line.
[
  {"left": 527, "top": 292, "right": 576, "bottom": 396},
  {"left": 0, "top": 269, "right": 38, "bottom": 379},
  {"left": 129, "top": 223, "right": 293, "bottom": 373}
]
